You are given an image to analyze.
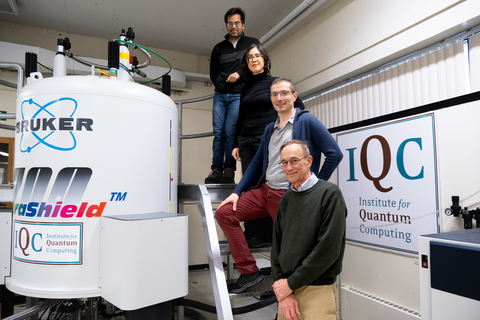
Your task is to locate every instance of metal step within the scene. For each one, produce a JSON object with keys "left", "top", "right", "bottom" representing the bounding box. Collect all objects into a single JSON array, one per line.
[
  {"left": 227, "top": 275, "right": 275, "bottom": 298},
  {"left": 219, "top": 240, "right": 272, "bottom": 255}
]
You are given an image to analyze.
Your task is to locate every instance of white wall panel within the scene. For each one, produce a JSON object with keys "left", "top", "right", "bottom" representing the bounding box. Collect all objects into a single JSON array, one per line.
[
  {"left": 453, "top": 42, "right": 467, "bottom": 96},
  {"left": 470, "top": 33, "right": 480, "bottom": 92},
  {"left": 435, "top": 49, "right": 448, "bottom": 101},
  {"left": 340, "top": 86, "right": 348, "bottom": 125},
  {"left": 342, "top": 286, "right": 420, "bottom": 320}
]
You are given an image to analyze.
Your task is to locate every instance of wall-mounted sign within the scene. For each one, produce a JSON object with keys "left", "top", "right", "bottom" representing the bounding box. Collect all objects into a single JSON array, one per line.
[{"left": 337, "top": 114, "right": 439, "bottom": 254}]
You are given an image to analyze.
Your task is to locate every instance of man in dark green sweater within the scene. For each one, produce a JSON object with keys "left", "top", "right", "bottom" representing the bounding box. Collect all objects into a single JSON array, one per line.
[{"left": 271, "top": 140, "right": 347, "bottom": 320}]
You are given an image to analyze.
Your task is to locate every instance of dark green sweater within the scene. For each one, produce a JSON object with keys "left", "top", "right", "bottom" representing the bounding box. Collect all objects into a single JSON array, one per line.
[{"left": 271, "top": 179, "right": 347, "bottom": 290}]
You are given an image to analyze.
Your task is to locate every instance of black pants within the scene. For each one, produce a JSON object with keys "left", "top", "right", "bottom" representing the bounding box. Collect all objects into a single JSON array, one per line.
[{"left": 238, "top": 135, "right": 273, "bottom": 242}]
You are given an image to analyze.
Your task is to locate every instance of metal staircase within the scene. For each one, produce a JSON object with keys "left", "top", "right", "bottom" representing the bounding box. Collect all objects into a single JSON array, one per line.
[
  {"left": 178, "top": 183, "right": 275, "bottom": 320},
  {"left": 176, "top": 95, "right": 276, "bottom": 319}
]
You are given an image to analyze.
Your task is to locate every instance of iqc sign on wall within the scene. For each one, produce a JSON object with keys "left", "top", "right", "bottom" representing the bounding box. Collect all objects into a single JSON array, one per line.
[{"left": 337, "top": 114, "right": 439, "bottom": 254}]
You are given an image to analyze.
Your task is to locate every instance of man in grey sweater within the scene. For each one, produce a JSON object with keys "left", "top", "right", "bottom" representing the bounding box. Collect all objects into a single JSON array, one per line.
[{"left": 271, "top": 140, "right": 347, "bottom": 320}]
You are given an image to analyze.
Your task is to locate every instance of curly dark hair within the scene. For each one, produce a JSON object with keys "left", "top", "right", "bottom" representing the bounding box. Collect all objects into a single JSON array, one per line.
[{"left": 240, "top": 43, "right": 271, "bottom": 79}]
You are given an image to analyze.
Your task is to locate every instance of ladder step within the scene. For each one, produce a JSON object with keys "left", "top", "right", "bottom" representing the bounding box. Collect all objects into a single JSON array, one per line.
[
  {"left": 219, "top": 240, "right": 272, "bottom": 255},
  {"left": 226, "top": 275, "right": 276, "bottom": 298}
]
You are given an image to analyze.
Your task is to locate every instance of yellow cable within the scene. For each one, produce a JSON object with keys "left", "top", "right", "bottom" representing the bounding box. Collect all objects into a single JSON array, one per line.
[{"left": 97, "top": 68, "right": 109, "bottom": 76}]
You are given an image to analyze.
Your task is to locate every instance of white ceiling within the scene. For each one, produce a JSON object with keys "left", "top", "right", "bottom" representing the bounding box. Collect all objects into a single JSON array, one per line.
[{"left": 0, "top": 0, "right": 307, "bottom": 56}]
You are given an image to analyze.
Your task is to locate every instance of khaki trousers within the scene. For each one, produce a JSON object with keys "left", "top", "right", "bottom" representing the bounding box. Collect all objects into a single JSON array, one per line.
[{"left": 278, "top": 282, "right": 339, "bottom": 320}]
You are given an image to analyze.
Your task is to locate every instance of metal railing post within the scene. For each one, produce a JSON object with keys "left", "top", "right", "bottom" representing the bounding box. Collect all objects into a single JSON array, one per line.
[
  {"left": 175, "top": 94, "right": 214, "bottom": 184},
  {"left": 177, "top": 101, "right": 183, "bottom": 183}
]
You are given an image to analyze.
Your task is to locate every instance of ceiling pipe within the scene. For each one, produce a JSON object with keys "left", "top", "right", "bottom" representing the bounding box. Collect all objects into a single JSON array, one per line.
[
  {"left": 260, "top": 0, "right": 332, "bottom": 48},
  {"left": 260, "top": 0, "right": 317, "bottom": 44},
  {"left": 183, "top": 71, "right": 211, "bottom": 82}
]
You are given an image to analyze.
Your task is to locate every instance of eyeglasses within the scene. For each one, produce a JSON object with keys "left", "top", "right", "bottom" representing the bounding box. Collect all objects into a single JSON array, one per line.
[
  {"left": 226, "top": 21, "right": 242, "bottom": 28},
  {"left": 279, "top": 157, "right": 306, "bottom": 166},
  {"left": 247, "top": 54, "right": 263, "bottom": 62},
  {"left": 270, "top": 91, "right": 294, "bottom": 98}
]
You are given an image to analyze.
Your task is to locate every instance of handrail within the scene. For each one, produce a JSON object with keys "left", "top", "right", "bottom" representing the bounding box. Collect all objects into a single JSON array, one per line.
[
  {"left": 0, "top": 62, "right": 23, "bottom": 131},
  {"left": 0, "top": 62, "right": 24, "bottom": 95},
  {"left": 0, "top": 123, "right": 15, "bottom": 131},
  {"left": 0, "top": 114, "right": 17, "bottom": 131},
  {"left": 181, "top": 132, "right": 213, "bottom": 140},
  {"left": 175, "top": 94, "right": 214, "bottom": 104},
  {"left": 175, "top": 94, "right": 214, "bottom": 183}
]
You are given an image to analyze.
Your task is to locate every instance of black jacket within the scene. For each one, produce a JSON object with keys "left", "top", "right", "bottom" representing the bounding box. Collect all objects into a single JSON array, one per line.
[{"left": 210, "top": 33, "right": 260, "bottom": 94}]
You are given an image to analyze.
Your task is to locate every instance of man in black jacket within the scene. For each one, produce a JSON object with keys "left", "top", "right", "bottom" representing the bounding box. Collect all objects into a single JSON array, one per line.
[{"left": 206, "top": 7, "right": 260, "bottom": 184}]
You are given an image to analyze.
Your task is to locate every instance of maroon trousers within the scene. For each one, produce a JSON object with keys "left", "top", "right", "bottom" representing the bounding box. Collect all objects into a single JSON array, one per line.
[{"left": 215, "top": 183, "right": 286, "bottom": 274}]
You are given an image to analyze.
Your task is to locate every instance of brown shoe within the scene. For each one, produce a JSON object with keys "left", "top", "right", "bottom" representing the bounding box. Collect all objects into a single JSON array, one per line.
[
  {"left": 205, "top": 169, "right": 222, "bottom": 184},
  {"left": 220, "top": 167, "right": 235, "bottom": 183}
]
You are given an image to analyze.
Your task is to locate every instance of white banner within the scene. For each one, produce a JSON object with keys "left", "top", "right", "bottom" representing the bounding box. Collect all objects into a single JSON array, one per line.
[
  {"left": 337, "top": 114, "right": 439, "bottom": 254},
  {"left": 13, "top": 220, "right": 83, "bottom": 265}
]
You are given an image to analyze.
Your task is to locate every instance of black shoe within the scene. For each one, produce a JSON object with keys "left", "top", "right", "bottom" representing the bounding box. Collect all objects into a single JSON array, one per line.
[
  {"left": 205, "top": 169, "right": 222, "bottom": 184},
  {"left": 227, "top": 271, "right": 264, "bottom": 293},
  {"left": 247, "top": 237, "right": 272, "bottom": 248},
  {"left": 220, "top": 167, "right": 235, "bottom": 183}
]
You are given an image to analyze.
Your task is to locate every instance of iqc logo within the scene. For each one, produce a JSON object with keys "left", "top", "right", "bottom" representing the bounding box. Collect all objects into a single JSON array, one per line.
[
  {"left": 16, "top": 97, "right": 94, "bottom": 153},
  {"left": 345, "top": 135, "right": 424, "bottom": 193},
  {"left": 13, "top": 220, "right": 82, "bottom": 265},
  {"left": 13, "top": 167, "right": 107, "bottom": 219}
]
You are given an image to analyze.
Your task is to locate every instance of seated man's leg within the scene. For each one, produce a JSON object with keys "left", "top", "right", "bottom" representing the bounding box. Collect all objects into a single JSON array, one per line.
[
  {"left": 216, "top": 185, "right": 271, "bottom": 275},
  {"left": 216, "top": 184, "right": 286, "bottom": 293}
]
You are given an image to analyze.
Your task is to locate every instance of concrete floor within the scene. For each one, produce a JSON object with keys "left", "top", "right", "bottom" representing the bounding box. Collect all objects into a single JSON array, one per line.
[
  {"left": 185, "top": 266, "right": 277, "bottom": 320},
  {"left": 12, "top": 256, "right": 278, "bottom": 319}
]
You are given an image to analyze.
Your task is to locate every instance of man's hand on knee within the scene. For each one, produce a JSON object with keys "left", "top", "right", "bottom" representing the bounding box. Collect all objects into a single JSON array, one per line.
[{"left": 217, "top": 193, "right": 240, "bottom": 211}]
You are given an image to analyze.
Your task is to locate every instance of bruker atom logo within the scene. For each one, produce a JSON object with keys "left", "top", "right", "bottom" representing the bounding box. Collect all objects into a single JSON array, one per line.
[{"left": 16, "top": 97, "right": 94, "bottom": 153}]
